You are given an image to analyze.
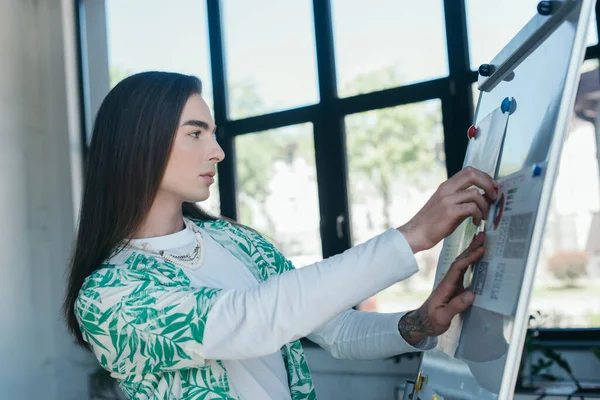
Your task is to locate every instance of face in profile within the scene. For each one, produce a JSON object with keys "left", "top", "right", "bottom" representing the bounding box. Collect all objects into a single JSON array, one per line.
[{"left": 159, "top": 94, "right": 225, "bottom": 203}]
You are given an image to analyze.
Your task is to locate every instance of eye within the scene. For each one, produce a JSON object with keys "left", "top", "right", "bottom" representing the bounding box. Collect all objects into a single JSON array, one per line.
[{"left": 189, "top": 131, "right": 201, "bottom": 139}]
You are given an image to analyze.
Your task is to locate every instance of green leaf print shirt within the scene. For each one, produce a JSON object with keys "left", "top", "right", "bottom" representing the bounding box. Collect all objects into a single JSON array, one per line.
[{"left": 75, "top": 218, "right": 425, "bottom": 399}]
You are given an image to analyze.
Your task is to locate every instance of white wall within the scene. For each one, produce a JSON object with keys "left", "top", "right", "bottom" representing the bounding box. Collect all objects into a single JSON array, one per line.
[{"left": 0, "top": 0, "right": 91, "bottom": 398}]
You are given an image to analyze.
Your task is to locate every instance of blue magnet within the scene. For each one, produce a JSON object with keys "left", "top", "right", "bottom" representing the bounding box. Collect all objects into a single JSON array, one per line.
[
  {"left": 501, "top": 97, "right": 512, "bottom": 114},
  {"left": 532, "top": 164, "right": 542, "bottom": 177}
]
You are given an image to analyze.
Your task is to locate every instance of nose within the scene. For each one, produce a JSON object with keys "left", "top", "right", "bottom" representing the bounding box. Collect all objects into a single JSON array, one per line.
[{"left": 209, "top": 135, "right": 226, "bottom": 163}]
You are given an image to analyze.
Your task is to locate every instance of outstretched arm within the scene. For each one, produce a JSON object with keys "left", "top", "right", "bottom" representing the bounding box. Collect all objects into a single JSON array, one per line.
[{"left": 306, "top": 233, "right": 485, "bottom": 359}]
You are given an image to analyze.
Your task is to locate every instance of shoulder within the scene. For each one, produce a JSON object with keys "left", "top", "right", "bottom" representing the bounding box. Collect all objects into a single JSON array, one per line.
[
  {"left": 75, "top": 251, "right": 197, "bottom": 330},
  {"left": 80, "top": 249, "right": 190, "bottom": 295}
]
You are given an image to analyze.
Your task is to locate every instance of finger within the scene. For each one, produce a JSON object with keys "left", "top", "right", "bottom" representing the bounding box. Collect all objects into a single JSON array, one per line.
[
  {"left": 452, "top": 285, "right": 467, "bottom": 299},
  {"left": 463, "top": 235, "right": 486, "bottom": 260},
  {"left": 434, "top": 235, "right": 485, "bottom": 302},
  {"left": 433, "top": 247, "right": 484, "bottom": 304},
  {"left": 446, "top": 167, "right": 498, "bottom": 200},
  {"left": 455, "top": 202, "right": 484, "bottom": 226},
  {"left": 437, "top": 291, "right": 475, "bottom": 323},
  {"left": 458, "top": 232, "right": 486, "bottom": 259},
  {"left": 443, "top": 245, "right": 485, "bottom": 286},
  {"left": 449, "top": 188, "right": 490, "bottom": 223}
]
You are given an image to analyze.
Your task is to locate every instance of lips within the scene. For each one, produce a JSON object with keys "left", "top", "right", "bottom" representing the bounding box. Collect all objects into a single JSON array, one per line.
[{"left": 199, "top": 172, "right": 215, "bottom": 184}]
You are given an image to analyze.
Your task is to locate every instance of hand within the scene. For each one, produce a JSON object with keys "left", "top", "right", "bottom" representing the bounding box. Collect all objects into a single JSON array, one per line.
[
  {"left": 398, "top": 233, "right": 486, "bottom": 345},
  {"left": 398, "top": 166, "right": 498, "bottom": 253}
]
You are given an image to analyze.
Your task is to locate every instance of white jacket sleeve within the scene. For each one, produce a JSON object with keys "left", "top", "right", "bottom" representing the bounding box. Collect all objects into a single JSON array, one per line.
[
  {"left": 306, "top": 309, "right": 437, "bottom": 360},
  {"left": 203, "top": 228, "right": 419, "bottom": 360}
]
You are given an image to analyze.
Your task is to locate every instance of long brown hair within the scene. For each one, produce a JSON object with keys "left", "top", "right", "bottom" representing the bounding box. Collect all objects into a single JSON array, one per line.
[{"left": 63, "top": 71, "right": 220, "bottom": 347}]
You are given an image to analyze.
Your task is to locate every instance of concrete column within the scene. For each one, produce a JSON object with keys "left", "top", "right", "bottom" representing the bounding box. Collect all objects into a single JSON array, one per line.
[{"left": 0, "top": 0, "right": 90, "bottom": 398}]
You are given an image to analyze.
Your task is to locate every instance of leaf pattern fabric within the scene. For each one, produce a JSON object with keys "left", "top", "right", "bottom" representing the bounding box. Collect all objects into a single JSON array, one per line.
[{"left": 75, "top": 218, "right": 316, "bottom": 399}]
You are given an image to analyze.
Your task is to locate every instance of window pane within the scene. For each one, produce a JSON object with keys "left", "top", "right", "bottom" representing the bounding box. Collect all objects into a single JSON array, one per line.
[
  {"left": 467, "top": 0, "right": 598, "bottom": 71},
  {"left": 236, "top": 124, "right": 322, "bottom": 267},
  {"left": 105, "top": 0, "right": 213, "bottom": 107},
  {"left": 530, "top": 59, "right": 600, "bottom": 328},
  {"left": 332, "top": 0, "right": 448, "bottom": 98},
  {"left": 222, "top": 0, "right": 319, "bottom": 119},
  {"left": 346, "top": 100, "right": 446, "bottom": 312}
]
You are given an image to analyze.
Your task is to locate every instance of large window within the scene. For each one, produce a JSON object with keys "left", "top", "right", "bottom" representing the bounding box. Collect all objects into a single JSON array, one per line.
[{"left": 86, "top": 0, "right": 600, "bottom": 335}]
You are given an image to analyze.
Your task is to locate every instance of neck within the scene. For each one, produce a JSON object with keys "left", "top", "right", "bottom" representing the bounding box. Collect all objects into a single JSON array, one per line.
[{"left": 133, "top": 193, "right": 185, "bottom": 239}]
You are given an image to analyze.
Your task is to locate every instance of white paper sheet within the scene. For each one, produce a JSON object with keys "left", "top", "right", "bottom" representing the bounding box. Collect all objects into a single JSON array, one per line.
[{"left": 471, "top": 163, "right": 546, "bottom": 316}]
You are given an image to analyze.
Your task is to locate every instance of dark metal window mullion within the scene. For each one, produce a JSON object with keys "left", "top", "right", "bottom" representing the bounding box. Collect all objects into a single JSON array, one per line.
[
  {"left": 442, "top": 0, "right": 473, "bottom": 178},
  {"left": 206, "top": 0, "right": 237, "bottom": 220},
  {"left": 312, "top": 0, "right": 352, "bottom": 257}
]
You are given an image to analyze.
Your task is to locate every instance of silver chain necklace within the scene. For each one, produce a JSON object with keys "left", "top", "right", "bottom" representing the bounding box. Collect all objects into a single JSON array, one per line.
[{"left": 124, "top": 217, "right": 205, "bottom": 270}]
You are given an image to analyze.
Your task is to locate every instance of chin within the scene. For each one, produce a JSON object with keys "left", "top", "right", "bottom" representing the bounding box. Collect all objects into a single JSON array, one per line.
[{"left": 187, "top": 189, "right": 210, "bottom": 203}]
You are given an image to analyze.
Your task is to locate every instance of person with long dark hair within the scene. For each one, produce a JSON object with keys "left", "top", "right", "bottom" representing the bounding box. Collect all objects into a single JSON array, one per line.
[{"left": 63, "top": 71, "right": 497, "bottom": 399}]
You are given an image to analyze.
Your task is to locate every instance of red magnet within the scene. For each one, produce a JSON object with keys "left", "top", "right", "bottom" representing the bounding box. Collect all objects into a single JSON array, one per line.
[{"left": 467, "top": 125, "right": 478, "bottom": 139}]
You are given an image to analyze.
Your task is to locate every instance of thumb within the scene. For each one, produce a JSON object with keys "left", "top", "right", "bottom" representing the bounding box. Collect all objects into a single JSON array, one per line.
[{"left": 439, "top": 291, "right": 475, "bottom": 323}]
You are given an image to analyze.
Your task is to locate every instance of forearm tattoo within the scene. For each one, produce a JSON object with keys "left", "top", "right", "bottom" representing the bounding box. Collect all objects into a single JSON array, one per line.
[{"left": 398, "top": 302, "right": 435, "bottom": 340}]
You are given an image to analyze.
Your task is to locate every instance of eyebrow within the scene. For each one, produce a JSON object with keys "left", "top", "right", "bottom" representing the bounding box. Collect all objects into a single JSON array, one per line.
[{"left": 182, "top": 119, "right": 217, "bottom": 132}]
